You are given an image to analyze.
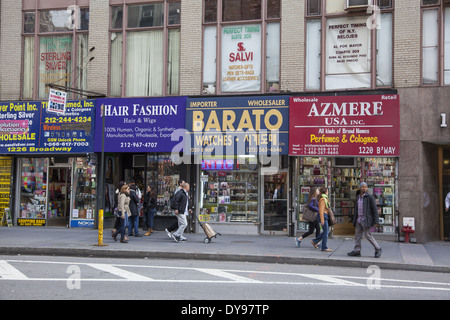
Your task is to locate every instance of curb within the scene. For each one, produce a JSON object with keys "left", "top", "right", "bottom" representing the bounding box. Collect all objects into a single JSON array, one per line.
[{"left": 1, "top": 246, "right": 450, "bottom": 274}]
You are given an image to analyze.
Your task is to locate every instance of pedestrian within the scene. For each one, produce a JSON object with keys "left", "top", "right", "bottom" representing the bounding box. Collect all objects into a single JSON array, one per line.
[
  {"left": 311, "top": 187, "right": 332, "bottom": 252},
  {"left": 171, "top": 182, "right": 191, "bottom": 243},
  {"left": 128, "top": 184, "right": 143, "bottom": 237},
  {"left": 295, "top": 187, "right": 321, "bottom": 247},
  {"left": 112, "top": 184, "right": 131, "bottom": 243},
  {"left": 165, "top": 179, "right": 185, "bottom": 239},
  {"left": 445, "top": 191, "right": 450, "bottom": 212},
  {"left": 348, "top": 182, "right": 383, "bottom": 258},
  {"left": 143, "top": 186, "right": 157, "bottom": 236}
]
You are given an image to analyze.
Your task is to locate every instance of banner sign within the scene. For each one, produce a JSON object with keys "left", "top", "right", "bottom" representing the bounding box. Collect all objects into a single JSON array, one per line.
[
  {"left": 289, "top": 95, "right": 400, "bottom": 157},
  {"left": 47, "top": 88, "right": 67, "bottom": 115},
  {"left": 186, "top": 96, "right": 289, "bottom": 156},
  {"left": 221, "top": 24, "right": 261, "bottom": 92},
  {"left": 0, "top": 100, "right": 95, "bottom": 154},
  {"left": 94, "top": 97, "right": 186, "bottom": 153}
]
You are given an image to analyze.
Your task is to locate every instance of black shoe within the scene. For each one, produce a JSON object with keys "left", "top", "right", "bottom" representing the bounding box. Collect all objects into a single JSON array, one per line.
[
  {"left": 112, "top": 233, "right": 117, "bottom": 242},
  {"left": 347, "top": 251, "right": 361, "bottom": 257},
  {"left": 134, "top": 234, "right": 143, "bottom": 237},
  {"left": 120, "top": 239, "right": 128, "bottom": 243},
  {"left": 173, "top": 235, "right": 180, "bottom": 243},
  {"left": 375, "top": 248, "right": 382, "bottom": 258}
]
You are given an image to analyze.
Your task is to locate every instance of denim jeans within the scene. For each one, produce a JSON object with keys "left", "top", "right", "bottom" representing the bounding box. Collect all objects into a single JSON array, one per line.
[
  {"left": 128, "top": 215, "right": 140, "bottom": 236},
  {"left": 312, "top": 214, "right": 329, "bottom": 251},
  {"left": 145, "top": 208, "right": 156, "bottom": 229}
]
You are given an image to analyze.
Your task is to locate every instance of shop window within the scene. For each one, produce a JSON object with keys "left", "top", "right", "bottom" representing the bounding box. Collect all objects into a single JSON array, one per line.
[
  {"left": 22, "top": 8, "right": 90, "bottom": 100},
  {"left": 109, "top": 1, "right": 181, "bottom": 97},
  {"left": 297, "top": 157, "right": 397, "bottom": 235},
  {"left": 305, "top": 0, "right": 393, "bottom": 91},
  {"left": 199, "top": 157, "right": 258, "bottom": 223},
  {"left": 202, "top": 0, "right": 280, "bottom": 94}
]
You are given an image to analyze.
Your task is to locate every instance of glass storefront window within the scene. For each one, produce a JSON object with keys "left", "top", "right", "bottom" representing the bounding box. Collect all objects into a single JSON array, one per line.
[
  {"left": 146, "top": 154, "right": 180, "bottom": 216},
  {"left": 199, "top": 157, "right": 258, "bottom": 223},
  {"left": 71, "top": 157, "right": 97, "bottom": 228},
  {"left": 297, "top": 157, "right": 398, "bottom": 235},
  {"left": 18, "top": 158, "right": 48, "bottom": 226}
]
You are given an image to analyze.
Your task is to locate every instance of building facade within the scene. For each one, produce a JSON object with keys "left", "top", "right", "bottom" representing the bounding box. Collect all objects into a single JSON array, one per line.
[{"left": 0, "top": 0, "right": 449, "bottom": 242}]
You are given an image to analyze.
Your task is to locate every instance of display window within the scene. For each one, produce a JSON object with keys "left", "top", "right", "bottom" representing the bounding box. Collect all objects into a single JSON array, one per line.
[
  {"left": 70, "top": 157, "right": 97, "bottom": 228},
  {"left": 146, "top": 154, "right": 181, "bottom": 216},
  {"left": 199, "top": 157, "right": 258, "bottom": 223},
  {"left": 17, "top": 158, "right": 48, "bottom": 226},
  {"left": 297, "top": 157, "right": 397, "bottom": 235}
]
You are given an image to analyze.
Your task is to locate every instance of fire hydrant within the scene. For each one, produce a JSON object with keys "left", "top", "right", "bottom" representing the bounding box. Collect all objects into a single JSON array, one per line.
[{"left": 401, "top": 225, "right": 415, "bottom": 243}]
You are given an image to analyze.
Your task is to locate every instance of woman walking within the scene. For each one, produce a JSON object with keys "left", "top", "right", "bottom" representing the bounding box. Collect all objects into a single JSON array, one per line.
[
  {"left": 295, "top": 187, "right": 321, "bottom": 247},
  {"left": 143, "top": 186, "right": 157, "bottom": 236},
  {"left": 112, "top": 184, "right": 131, "bottom": 243},
  {"left": 311, "top": 187, "right": 332, "bottom": 252}
]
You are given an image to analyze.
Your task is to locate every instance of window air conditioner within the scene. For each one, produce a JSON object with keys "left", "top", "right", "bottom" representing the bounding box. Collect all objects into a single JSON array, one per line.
[{"left": 345, "top": 0, "right": 372, "bottom": 11}]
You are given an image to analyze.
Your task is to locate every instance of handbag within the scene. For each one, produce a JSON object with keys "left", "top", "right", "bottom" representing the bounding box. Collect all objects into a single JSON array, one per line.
[
  {"left": 302, "top": 205, "right": 317, "bottom": 222},
  {"left": 327, "top": 208, "right": 336, "bottom": 226}
]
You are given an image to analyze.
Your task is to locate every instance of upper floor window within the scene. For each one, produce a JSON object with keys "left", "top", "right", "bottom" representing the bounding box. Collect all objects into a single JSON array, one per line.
[
  {"left": 305, "top": 0, "right": 393, "bottom": 91},
  {"left": 420, "top": 0, "right": 450, "bottom": 86},
  {"left": 22, "top": 5, "right": 90, "bottom": 100},
  {"left": 202, "top": 0, "right": 281, "bottom": 95},
  {"left": 109, "top": 1, "right": 181, "bottom": 97}
]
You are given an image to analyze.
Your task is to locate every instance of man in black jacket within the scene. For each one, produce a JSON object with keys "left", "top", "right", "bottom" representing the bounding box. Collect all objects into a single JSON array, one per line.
[
  {"left": 171, "top": 182, "right": 191, "bottom": 243},
  {"left": 348, "top": 182, "right": 382, "bottom": 258}
]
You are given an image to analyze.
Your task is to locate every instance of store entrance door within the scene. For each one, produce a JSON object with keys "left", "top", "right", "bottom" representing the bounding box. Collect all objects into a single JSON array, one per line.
[
  {"left": 47, "top": 166, "right": 72, "bottom": 227},
  {"left": 262, "top": 170, "right": 288, "bottom": 234}
]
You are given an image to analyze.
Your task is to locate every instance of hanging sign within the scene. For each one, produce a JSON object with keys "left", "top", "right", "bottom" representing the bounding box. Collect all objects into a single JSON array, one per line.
[
  {"left": 221, "top": 24, "right": 261, "bottom": 92},
  {"left": 47, "top": 88, "right": 67, "bottom": 115}
]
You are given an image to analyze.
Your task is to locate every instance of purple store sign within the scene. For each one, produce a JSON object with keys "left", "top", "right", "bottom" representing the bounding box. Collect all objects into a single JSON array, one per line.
[{"left": 94, "top": 97, "right": 186, "bottom": 153}]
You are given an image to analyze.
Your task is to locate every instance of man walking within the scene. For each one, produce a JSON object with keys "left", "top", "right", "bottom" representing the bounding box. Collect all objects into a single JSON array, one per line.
[
  {"left": 348, "top": 182, "right": 382, "bottom": 258},
  {"left": 171, "top": 182, "right": 191, "bottom": 243}
]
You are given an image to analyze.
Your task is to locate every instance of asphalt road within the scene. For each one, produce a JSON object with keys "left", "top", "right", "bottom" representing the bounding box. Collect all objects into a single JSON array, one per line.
[{"left": 0, "top": 255, "right": 449, "bottom": 302}]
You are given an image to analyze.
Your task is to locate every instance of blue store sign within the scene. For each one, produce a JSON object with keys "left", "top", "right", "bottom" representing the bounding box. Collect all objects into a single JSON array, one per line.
[
  {"left": 0, "top": 100, "right": 95, "bottom": 154},
  {"left": 94, "top": 97, "right": 187, "bottom": 153},
  {"left": 186, "top": 96, "right": 289, "bottom": 156}
]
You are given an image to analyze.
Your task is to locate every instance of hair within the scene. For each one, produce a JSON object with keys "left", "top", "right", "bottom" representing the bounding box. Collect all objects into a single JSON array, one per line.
[
  {"left": 178, "top": 179, "right": 185, "bottom": 186},
  {"left": 181, "top": 182, "right": 189, "bottom": 189},
  {"left": 318, "top": 187, "right": 328, "bottom": 196},
  {"left": 307, "top": 187, "right": 319, "bottom": 203},
  {"left": 120, "top": 184, "right": 129, "bottom": 194}
]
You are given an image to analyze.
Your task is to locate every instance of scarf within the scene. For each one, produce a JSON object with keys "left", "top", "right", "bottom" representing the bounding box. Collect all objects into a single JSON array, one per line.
[{"left": 321, "top": 194, "right": 330, "bottom": 208}]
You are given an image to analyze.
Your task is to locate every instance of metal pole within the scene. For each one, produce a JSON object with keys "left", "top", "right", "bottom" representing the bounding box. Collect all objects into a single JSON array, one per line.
[{"left": 94, "top": 103, "right": 107, "bottom": 246}]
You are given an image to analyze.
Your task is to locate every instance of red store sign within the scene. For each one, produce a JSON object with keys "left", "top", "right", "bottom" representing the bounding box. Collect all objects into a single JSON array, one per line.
[{"left": 289, "top": 95, "right": 400, "bottom": 157}]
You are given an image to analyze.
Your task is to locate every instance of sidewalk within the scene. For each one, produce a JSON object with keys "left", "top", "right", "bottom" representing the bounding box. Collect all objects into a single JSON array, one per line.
[{"left": 0, "top": 227, "right": 449, "bottom": 273}]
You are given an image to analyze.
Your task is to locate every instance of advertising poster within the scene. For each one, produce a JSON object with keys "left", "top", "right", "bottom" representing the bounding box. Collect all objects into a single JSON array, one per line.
[
  {"left": 289, "top": 94, "right": 400, "bottom": 157},
  {"left": 0, "top": 156, "right": 12, "bottom": 225},
  {"left": 0, "top": 100, "right": 95, "bottom": 154},
  {"left": 186, "top": 96, "right": 289, "bottom": 156},
  {"left": 94, "top": 97, "right": 186, "bottom": 153},
  {"left": 221, "top": 24, "right": 261, "bottom": 92},
  {"left": 47, "top": 88, "right": 67, "bottom": 115}
]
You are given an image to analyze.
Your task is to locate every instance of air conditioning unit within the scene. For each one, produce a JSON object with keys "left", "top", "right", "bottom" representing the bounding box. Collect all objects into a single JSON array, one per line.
[{"left": 345, "top": 0, "right": 372, "bottom": 11}]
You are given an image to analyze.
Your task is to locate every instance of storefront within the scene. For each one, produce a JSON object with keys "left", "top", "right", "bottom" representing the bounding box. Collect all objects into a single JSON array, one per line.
[
  {"left": 93, "top": 97, "right": 188, "bottom": 230},
  {"left": 186, "top": 96, "right": 290, "bottom": 235},
  {"left": 439, "top": 146, "right": 450, "bottom": 241},
  {"left": 0, "top": 99, "right": 97, "bottom": 227},
  {"left": 289, "top": 94, "right": 400, "bottom": 236}
]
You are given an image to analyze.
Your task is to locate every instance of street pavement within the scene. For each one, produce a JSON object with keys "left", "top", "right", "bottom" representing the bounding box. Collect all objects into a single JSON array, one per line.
[{"left": 0, "top": 226, "right": 449, "bottom": 273}]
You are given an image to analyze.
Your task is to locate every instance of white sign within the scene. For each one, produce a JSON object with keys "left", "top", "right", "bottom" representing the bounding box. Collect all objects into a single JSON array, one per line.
[
  {"left": 403, "top": 217, "right": 415, "bottom": 230},
  {"left": 221, "top": 24, "right": 261, "bottom": 93},
  {"left": 326, "top": 16, "right": 371, "bottom": 75},
  {"left": 48, "top": 88, "right": 67, "bottom": 115}
]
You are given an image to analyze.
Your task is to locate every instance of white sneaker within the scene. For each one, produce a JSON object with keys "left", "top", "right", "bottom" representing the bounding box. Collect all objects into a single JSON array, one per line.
[{"left": 165, "top": 228, "right": 172, "bottom": 239}]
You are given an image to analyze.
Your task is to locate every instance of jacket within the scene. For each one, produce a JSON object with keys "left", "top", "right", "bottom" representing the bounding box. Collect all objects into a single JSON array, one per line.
[
  {"left": 173, "top": 188, "right": 189, "bottom": 215},
  {"left": 318, "top": 197, "right": 329, "bottom": 224},
  {"left": 118, "top": 193, "right": 131, "bottom": 218},
  {"left": 352, "top": 193, "right": 379, "bottom": 228},
  {"left": 143, "top": 192, "right": 156, "bottom": 211},
  {"left": 129, "top": 187, "right": 139, "bottom": 216}
]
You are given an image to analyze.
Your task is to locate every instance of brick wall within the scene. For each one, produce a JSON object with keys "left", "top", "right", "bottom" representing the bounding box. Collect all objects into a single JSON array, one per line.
[
  {"left": 394, "top": 0, "right": 421, "bottom": 88},
  {"left": 0, "top": 0, "right": 22, "bottom": 100},
  {"left": 179, "top": 0, "right": 203, "bottom": 96},
  {"left": 280, "top": 0, "right": 304, "bottom": 93},
  {"left": 87, "top": 0, "right": 109, "bottom": 97}
]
